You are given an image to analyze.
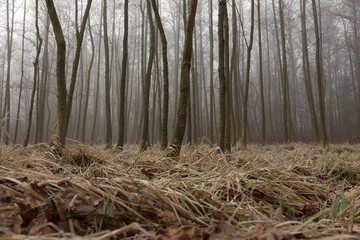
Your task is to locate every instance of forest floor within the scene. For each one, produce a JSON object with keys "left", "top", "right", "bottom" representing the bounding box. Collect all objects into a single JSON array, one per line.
[{"left": 0, "top": 142, "right": 360, "bottom": 239}]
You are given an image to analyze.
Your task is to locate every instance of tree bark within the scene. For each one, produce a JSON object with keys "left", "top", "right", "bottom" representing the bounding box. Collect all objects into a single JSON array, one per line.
[
  {"left": 24, "top": 0, "right": 42, "bottom": 147},
  {"left": 44, "top": 0, "right": 67, "bottom": 145},
  {"left": 117, "top": 0, "right": 129, "bottom": 149},
  {"left": 103, "top": 0, "right": 112, "bottom": 147},
  {"left": 300, "top": 0, "right": 319, "bottom": 142},
  {"left": 166, "top": 0, "right": 198, "bottom": 157},
  {"left": 240, "top": 0, "right": 255, "bottom": 148},
  {"left": 140, "top": 0, "right": 156, "bottom": 152},
  {"left": 257, "top": 0, "right": 266, "bottom": 144},
  {"left": 151, "top": 0, "right": 169, "bottom": 149},
  {"left": 312, "top": 0, "right": 328, "bottom": 146}
]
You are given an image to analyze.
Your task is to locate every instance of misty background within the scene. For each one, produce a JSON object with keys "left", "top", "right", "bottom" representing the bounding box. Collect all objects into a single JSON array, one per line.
[{"left": 0, "top": 0, "right": 359, "bottom": 145}]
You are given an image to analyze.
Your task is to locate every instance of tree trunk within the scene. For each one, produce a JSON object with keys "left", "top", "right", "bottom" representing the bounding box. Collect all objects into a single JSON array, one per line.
[
  {"left": 240, "top": 0, "right": 255, "bottom": 148},
  {"left": 300, "top": 0, "right": 319, "bottom": 142},
  {"left": 218, "top": 0, "right": 226, "bottom": 151},
  {"left": 257, "top": 0, "right": 266, "bottom": 144},
  {"left": 312, "top": 0, "right": 328, "bottom": 146},
  {"left": 117, "top": 0, "right": 129, "bottom": 149},
  {"left": 140, "top": 0, "right": 156, "bottom": 152},
  {"left": 103, "top": 0, "right": 112, "bottom": 147},
  {"left": 14, "top": 0, "right": 27, "bottom": 143},
  {"left": 24, "top": 0, "right": 42, "bottom": 147},
  {"left": 44, "top": 0, "right": 67, "bottom": 145},
  {"left": 81, "top": 18, "right": 95, "bottom": 142},
  {"left": 151, "top": 0, "right": 169, "bottom": 149},
  {"left": 278, "top": 0, "right": 289, "bottom": 144},
  {"left": 166, "top": 0, "right": 198, "bottom": 157}
]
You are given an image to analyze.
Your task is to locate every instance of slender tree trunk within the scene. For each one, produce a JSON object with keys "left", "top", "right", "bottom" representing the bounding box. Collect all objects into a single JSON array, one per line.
[
  {"left": 151, "top": 0, "right": 169, "bottom": 149},
  {"left": 44, "top": 0, "right": 67, "bottom": 145},
  {"left": 312, "top": 0, "right": 328, "bottom": 146},
  {"left": 300, "top": 0, "right": 319, "bottom": 142},
  {"left": 257, "top": 0, "right": 266, "bottom": 144},
  {"left": 24, "top": 0, "right": 42, "bottom": 147},
  {"left": 117, "top": 0, "right": 129, "bottom": 149},
  {"left": 240, "top": 0, "right": 255, "bottom": 148},
  {"left": 3, "top": 0, "right": 15, "bottom": 144},
  {"left": 65, "top": 0, "right": 93, "bottom": 134},
  {"left": 81, "top": 18, "right": 95, "bottom": 142},
  {"left": 103, "top": 0, "right": 112, "bottom": 147},
  {"left": 140, "top": 0, "right": 156, "bottom": 151},
  {"left": 218, "top": 0, "right": 226, "bottom": 151},
  {"left": 166, "top": 0, "right": 198, "bottom": 157},
  {"left": 209, "top": 0, "right": 215, "bottom": 143},
  {"left": 224, "top": 2, "right": 231, "bottom": 152},
  {"left": 91, "top": 3, "right": 103, "bottom": 142},
  {"left": 14, "top": 0, "right": 27, "bottom": 143},
  {"left": 278, "top": 0, "right": 289, "bottom": 144}
]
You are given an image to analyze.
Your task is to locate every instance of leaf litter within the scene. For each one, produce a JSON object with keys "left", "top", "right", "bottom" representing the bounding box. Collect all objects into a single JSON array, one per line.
[{"left": 0, "top": 142, "right": 360, "bottom": 239}]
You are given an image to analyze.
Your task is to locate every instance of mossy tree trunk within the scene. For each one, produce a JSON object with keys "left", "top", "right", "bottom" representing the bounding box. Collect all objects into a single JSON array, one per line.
[{"left": 166, "top": 0, "right": 198, "bottom": 157}]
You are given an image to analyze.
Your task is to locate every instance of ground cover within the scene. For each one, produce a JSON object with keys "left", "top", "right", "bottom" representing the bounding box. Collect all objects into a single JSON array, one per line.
[{"left": 0, "top": 143, "right": 360, "bottom": 239}]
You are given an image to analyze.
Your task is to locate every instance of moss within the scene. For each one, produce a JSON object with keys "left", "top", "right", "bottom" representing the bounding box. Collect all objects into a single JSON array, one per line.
[{"left": 139, "top": 139, "right": 148, "bottom": 152}]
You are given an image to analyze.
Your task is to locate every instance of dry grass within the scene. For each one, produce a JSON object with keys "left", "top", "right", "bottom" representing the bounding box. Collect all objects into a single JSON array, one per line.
[{"left": 0, "top": 142, "right": 360, "bottom": 239}]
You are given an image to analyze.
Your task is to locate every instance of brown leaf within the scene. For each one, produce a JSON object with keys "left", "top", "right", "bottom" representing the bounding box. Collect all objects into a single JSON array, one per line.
[
  {"left": 156, "top": 226, "right": 201, "bottom": 240},
  {"left": 28, "top": 213, "right": 53, "bottom": 235},
  {"left": 0, "top": 203, "right": 23, "bottom": 235},
  {"left": 141, "top": 169, "right": 156, "bottom": 180}
]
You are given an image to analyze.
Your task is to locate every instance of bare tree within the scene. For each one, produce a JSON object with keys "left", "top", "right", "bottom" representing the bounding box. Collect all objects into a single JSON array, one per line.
[
  {"left": 140, "top": 0, "right": 156, "bottom": 151},
  {"left": 312, "top": 0, "right": 328, "bottom": 146},
  {"left": 166, "top": 0, "right": 198, "bottom": 157},
  {"left": 14, "top": 0, "right": 27, "bottom": 143},
  {"left": 44, "top": 0, "right": 67, "bottom": 145},
  {"left": 24, "top": 0, "right": 42, "bottom": 147},
  {"left": 2, "top": 0, "right": 15, "bottom": 144},
  {"left": 117, "top": 0, "right": 129, "bottom": 149},
  {"left": 240, "top": 0, "right": 255, "bottom": 148},
  {"left": 279, "top": 0, "right": 289, "bottom": 143},
  {"left": 151, "top": 0, "right": 169, "bottom": 149},
  {"left": 258, "top": 0, "right": 266, "bottom": 144},
  {"left": 103, "top": 0, "right": 112, "bottom": 147},
  {"left": 300, "top": 0, "right": 319, "bottom": 142}
]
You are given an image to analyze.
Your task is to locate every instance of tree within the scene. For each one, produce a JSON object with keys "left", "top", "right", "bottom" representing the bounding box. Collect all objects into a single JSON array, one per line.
[
  {"left": 300, "top": 0, "right": 319, "bottom": 142},
  {"left": 103, "top": 0, "right": 112, "bottom": 147},
  {"left": 257, "top": 0, "right": 266, "bottom": 144},
  {"left": 24, "top": 0, "right": 42, "bottom": 147},
  {"left": 166, "top": 0, "right": 198, "bottom": 157},
  {"left": 151, "top": 0, "right": 169, "bottom": 149},
  {"left": 140, "top": 0, "right": 156, "bottom": 152},
  {"left": 240, "top": 0, "right": 255, "bottom": 148},
  {"left": 312, "top": 0, "right": 328, "bottom": 146},
  {"left": 44, "top": 0, "right": 67, "bottom": 145},
  {"left": 2, "top": 0, "right": 15, "bottom": 144},
  {"left": 44, "top": 0, "right": 92, "bottom": 145},
  {"left": 81, "top": 18, "right": 95, "bottom": 142},
  {"left": 117, "top": 0, "right": 129, "bottom": 149},
  {"left": 278, "top": 0, "right": 289, "bottom": 143},
  {"left": 218, "top": 0, "right": 226, "bottom": 151},
  {"left": 208, "top": 0, "right": 215, "bottom": 143}
]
